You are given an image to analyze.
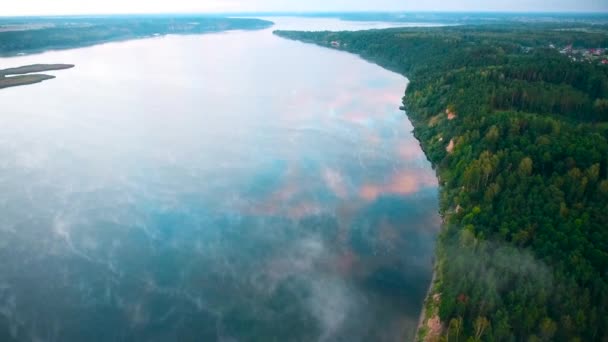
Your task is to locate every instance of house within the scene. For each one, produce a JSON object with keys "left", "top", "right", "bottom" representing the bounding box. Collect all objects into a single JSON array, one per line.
[
  {"left": 602, "top": 59, "right": 608, "bottom": 65},
  {"left": 330, "top": 41, "right": 340, "bottom": 48},
  {"left": 561, "top": 44, "right": 573, "bottom": 54},
  {"left": 588, "top": 48, "right": 604, "bottom": 56}
]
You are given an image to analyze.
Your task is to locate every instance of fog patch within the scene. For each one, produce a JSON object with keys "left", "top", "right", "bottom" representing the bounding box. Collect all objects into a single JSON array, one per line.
[
  {"left": 308, "top": 276, "right": 358, "bottom": 341},
  {"left": 255, "top": 233, "right": 367, "bottom": 340},
  {"left": 438, "top": 231, "right": 554, "bottom": 327}
]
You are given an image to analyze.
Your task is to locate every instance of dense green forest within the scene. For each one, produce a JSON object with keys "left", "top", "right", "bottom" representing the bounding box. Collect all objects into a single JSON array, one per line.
[
  {"left": 276, "top": 24, "right": 608, "bottom": 341},
  {"left": 0, "top": 16, "right": 273, "bottom": 56}
]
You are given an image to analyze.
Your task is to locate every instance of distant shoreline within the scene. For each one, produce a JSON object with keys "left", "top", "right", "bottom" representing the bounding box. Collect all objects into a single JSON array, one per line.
[{"left": 0, "top": 16, "right": 273, "bottom": 58}]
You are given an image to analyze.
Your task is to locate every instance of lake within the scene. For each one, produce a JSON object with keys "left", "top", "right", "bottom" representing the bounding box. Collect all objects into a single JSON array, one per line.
[{"left": 0, "top": 17, "right": 440, "bottom": 342}]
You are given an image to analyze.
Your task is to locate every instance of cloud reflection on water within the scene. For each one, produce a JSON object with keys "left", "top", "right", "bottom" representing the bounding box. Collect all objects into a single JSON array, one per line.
[{"left": 0, "top": 17, "right": 440, "bottom": 342}]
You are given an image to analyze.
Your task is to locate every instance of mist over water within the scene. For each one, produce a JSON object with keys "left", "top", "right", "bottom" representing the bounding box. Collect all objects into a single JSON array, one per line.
[{"left": 0, "top": 17, "right": 440, "bottom": 341}]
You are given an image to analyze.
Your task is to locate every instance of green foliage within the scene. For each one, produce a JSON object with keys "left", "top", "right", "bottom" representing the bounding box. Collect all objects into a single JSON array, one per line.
[{"left": 276, "top": 24, "right": 608, "bottom": 341}]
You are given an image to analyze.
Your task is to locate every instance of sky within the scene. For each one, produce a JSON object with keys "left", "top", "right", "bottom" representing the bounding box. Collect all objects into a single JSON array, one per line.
[{"left": 2, "top": 0, "right": 608, "bottom": 16}]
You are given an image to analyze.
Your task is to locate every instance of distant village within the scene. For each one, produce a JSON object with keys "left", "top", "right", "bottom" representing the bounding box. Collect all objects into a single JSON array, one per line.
[
  {"left": 330, "top": 38, "right": 608, "bottom": 66},
  {"left": 551, "top": 44, "right": 608, "bottom": 65},
  {"left": 329, "top": 40, "right": 347, "bottom": 48}
]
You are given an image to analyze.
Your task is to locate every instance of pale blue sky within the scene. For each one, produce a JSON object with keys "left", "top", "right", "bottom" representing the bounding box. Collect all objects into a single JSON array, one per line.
[{"left": 4, "top": 0, "right": 608, "bottom": 16}]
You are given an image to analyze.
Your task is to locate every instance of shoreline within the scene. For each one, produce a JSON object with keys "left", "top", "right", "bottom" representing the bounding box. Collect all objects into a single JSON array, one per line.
[
  {"left": 413, "top": 140, "right": 444, "bottom": 341},
  {"left": 415, "top": 268, "right": 437, "bottom": 341}
]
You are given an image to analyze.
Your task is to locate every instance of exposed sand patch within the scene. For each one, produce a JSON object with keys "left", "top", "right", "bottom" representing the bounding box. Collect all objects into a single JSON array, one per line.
[
  {"left": 446, "top": 138, "right": 455, "bottom": 154},
  {"left": 446, "top": 108, "right": 457, "bottom": 120},
  {"left": 426, "top": 315, "right": 443, "bottom": 341}
]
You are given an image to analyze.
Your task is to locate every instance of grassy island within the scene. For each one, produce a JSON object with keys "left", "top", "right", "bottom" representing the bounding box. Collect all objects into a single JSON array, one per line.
[
  {"left": 0, "top": 74, "right": 56, "bottom": 89},
  {"left": 0, "top": 64, "right": 75, "bottom": 89},
  {"left": 0, "top": 64, "right": 75, "bottom": 76},
  {"left": 275, "top": 24, "right": 608, "bottom": 341}
]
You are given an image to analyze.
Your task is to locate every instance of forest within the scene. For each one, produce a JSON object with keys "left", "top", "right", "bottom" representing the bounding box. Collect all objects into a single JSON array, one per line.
[
  {"left": 0, "top": 16, "right": 273, "bottom": 57},
  {"left": 275, "top": 24, "right": 608, "bottom": 341}
]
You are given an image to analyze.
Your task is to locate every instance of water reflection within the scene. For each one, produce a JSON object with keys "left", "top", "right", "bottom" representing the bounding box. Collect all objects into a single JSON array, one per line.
[{"left": 0, "top": 17, "right": 439, "bottom": 341}]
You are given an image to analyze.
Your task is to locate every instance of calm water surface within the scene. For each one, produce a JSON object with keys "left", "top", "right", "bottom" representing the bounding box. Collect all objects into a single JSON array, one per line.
[{"left": 0, "top": 18, "right": 440, "bottom": 341}]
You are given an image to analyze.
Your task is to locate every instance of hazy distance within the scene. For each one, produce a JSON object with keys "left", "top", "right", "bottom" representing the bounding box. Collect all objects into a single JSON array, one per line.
[{"left": 3, "top": 0, "right": 608, "bottom": 17}]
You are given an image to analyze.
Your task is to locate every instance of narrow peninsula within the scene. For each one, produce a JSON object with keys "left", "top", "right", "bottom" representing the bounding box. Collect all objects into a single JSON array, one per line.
[{"left": 0, "top": 64, "right": 75, "bottom": 89}]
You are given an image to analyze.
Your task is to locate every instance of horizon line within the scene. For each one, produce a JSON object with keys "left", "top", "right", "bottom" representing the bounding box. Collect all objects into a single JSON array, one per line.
[{"left": 1, "top": 10, "right": 608, "bottom": 19}]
